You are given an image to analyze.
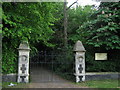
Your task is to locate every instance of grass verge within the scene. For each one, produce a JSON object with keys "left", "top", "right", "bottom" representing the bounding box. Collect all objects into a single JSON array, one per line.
[
  {"left": 2, "top": 82, "right": 29, "bottom": 88},
  {"left": 76, "top": 79, "right": 119, "bottom": 88}
]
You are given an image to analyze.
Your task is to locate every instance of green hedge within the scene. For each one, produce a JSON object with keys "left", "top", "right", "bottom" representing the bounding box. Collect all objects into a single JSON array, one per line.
[{"left": 85, "top": 47, "right": 119, "bottom": 72}]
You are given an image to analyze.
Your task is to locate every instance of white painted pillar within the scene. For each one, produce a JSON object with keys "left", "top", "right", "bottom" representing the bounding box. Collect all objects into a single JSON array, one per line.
[
  {"left": 17, "top": 41, "right": 30, "bottom": 83},
  {"left": 73, "top": 40, "right": 86, "bottom": 82}
]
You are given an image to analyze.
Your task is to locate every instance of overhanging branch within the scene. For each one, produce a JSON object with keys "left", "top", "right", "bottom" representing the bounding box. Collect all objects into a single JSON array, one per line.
[{"left": 66, "top": 0, "right": 78, "bottom": 10}]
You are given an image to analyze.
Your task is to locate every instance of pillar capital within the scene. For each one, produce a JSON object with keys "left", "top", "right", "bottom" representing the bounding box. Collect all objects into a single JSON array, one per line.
[{"left": 73, "top": 40, "right": 86, "bottom": 52}]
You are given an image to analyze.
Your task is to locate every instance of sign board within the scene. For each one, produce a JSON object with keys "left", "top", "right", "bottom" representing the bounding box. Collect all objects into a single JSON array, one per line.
[{"left": 95, "top": 53, "right": 107, "bottom": 60}]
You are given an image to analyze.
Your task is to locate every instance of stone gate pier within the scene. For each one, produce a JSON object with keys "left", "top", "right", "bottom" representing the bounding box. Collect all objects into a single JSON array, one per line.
[
  {"left": 17, "top": 41, "right": 30, "bottom": 83},
  {"left": 73, "top": 40, "right": 86, "bottom": 82}
]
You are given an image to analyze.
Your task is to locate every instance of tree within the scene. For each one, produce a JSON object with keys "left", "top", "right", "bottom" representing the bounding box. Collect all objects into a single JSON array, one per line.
[
  {"left": 2, "top": 2, "right": 60, "bottom": 73},
  {"left": 77, "top": 2, "right": 120, "bottom": 50},
  {"left": 52, "top": 5, "right": 95, "bottom": 49},
  {"left": 63, "top": 0, "right": 78, "bottom": 49},
  {"left": 63, "top": 0, "right": 68, "bottom": 49},
  {"left": 68, "top": 5, "right": 96, "bottom": 45}
]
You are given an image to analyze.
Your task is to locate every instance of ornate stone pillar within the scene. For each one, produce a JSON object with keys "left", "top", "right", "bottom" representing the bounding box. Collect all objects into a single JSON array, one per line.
[
  {"left": 73, "top": 40, "right": 86, "bottom": 82},
  {"left": 17, "top": 41, "right": 30, "bottom": 83}
]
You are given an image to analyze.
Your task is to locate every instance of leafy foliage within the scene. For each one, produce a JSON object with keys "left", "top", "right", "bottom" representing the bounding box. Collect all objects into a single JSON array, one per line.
[
  {"left": 2, "top": 2, "right": 60, "bottom": 73},
  {"left": 2, "top": 2, "right": 58, "bottom": 47},
  {"left": 85, "top": 49, "right": 118, "bottom": 72},
  {"left": 67, "top": 5, "right": 96, "bottom": 44},
  {"left": 77, "top": 2, "right": 120, "bottom": 50},
  {"left": 54, "top": 3, "right": 120, "bottom": 73},
  {"left": 53, "top": 5, "right": 95, "bottom": 48},
  {"left": 2, "top": 47, "right": 17, "bottom": 74},
  {"left": 2, "top": 2, "right": 120, "bottom": 74}
]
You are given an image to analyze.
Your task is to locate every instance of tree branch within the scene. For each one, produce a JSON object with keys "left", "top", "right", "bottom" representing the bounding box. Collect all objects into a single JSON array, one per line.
[{"left": 66, "top": 0, "right": 78, "bottom": 10}]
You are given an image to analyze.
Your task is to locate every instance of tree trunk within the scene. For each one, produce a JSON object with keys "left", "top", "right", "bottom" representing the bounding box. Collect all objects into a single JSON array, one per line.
[{"left": 64, "top": 0, "right": 68, "bottom": 49}]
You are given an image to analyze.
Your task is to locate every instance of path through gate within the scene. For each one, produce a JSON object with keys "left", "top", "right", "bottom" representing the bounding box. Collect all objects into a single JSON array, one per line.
[{"left": 30, "top": 51, "right": 74, "bottom": 83}]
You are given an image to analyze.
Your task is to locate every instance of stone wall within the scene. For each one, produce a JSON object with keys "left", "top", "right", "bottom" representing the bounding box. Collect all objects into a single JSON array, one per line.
[
  {"left": 2, "top": 73, "right": 119, "bottom": 82},
  {"left": 86, "top": 73, "right": 119, "bottom": 81},
  {"left": 2, "top": 74, "right": 17, "bottom": 82}
]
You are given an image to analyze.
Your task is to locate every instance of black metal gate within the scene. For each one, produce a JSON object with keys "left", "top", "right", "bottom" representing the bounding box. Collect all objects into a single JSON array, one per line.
[{"left": 30, "top": 51, "right": 74, "bottom": 83}]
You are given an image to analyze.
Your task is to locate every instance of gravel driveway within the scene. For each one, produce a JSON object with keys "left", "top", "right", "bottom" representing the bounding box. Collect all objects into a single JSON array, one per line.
[{"left": 28, "top": 67, "right": 88, "bottom": 88}]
